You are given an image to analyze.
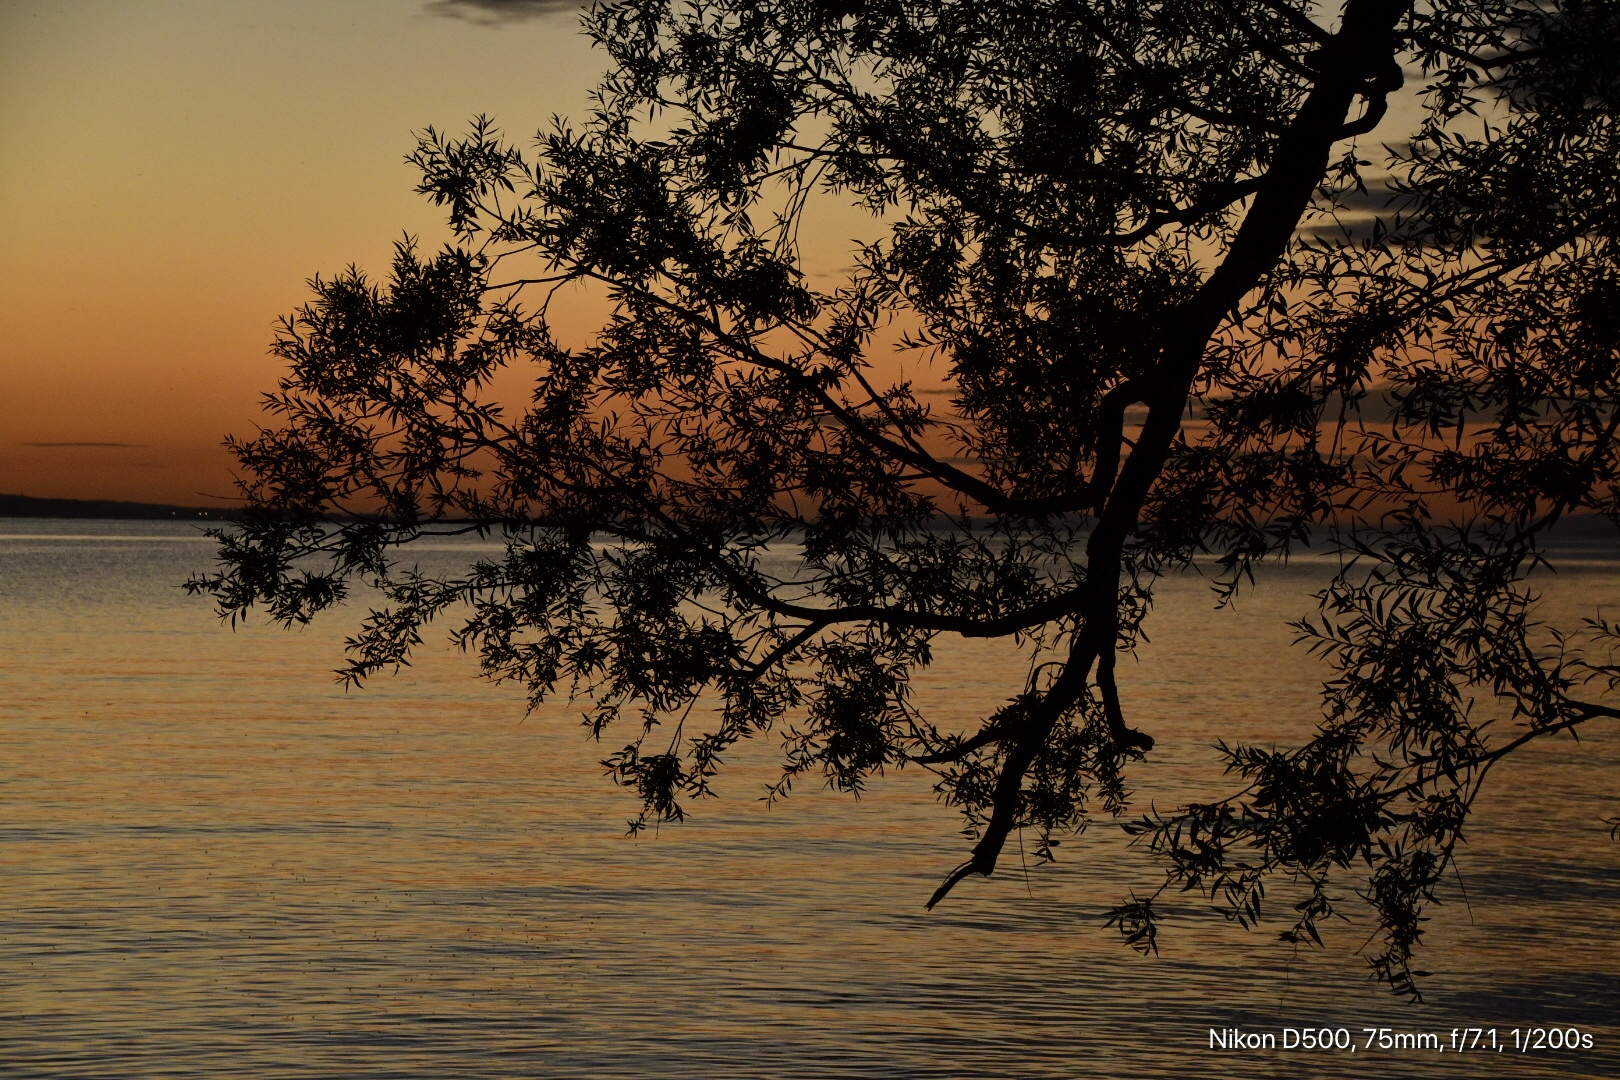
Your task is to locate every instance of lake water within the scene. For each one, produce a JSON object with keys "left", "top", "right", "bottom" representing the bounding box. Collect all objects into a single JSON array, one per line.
[{"left": 2, "top": 518, "right": 1616, "bottom": 1078}]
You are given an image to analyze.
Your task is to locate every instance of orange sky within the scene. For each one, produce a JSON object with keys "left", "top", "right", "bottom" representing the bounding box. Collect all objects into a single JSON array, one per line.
[
  {"left": 2, "top": 1, "right": 1427, "bottom": 508},
  {"left": 0, "top": 0, "right": 605, "bottom": 505}
]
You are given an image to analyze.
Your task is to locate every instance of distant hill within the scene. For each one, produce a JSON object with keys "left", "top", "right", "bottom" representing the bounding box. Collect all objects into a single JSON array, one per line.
[{"left": 0, "top": 493, "right": 239, "bottom": 521}]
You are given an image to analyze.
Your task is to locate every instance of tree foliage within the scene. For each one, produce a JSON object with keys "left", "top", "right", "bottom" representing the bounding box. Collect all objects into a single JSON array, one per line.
[{"left": 190, "top": 0, "right": 1620, "bottom": 997}]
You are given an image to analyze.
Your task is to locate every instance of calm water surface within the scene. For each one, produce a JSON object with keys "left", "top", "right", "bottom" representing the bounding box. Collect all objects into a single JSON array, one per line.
[{"left": 2, "top": 519, "right": 1617, "bottom": 1078}]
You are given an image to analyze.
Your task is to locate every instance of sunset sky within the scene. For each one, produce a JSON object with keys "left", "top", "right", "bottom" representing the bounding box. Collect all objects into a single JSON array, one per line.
[
  {"left": 0, "top": 0, "right": 600, "bottom": 505},
  {"left": 1, "top": 1, "right": 1427, "bottom": 508}
]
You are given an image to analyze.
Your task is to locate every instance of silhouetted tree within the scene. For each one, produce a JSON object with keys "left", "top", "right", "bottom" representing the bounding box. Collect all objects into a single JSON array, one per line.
[{"left": 191, "top": 0, "right": 1619, "bottom": 997}]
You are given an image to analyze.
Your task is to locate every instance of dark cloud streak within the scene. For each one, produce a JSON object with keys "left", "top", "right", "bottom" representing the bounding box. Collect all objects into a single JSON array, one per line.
[
  {"left": 426, "top": 0, "right": 582, "bottom": 24},
  {"left": 21, "top": 441, "right": 144, "bottom": 448}
]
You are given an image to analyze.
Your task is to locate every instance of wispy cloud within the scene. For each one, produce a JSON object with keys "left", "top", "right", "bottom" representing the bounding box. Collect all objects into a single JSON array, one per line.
[
  {"left": 21, "top": 441, "right": 144, "bottom": 448},
  {"left": 426, "top": 0, "right": 582, "bottom": 24}
]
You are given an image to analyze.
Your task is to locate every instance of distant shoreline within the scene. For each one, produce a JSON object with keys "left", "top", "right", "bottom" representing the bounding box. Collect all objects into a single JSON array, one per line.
[
  {"left": 0, "top": 494, "right": 239, "bottom": 521},
  {"left": 4, "top": 493, "right": 1611, "bottom": 545}
]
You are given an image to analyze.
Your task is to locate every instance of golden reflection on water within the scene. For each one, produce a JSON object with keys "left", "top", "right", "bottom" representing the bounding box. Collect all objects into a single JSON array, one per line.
[{"left": 1, "top": 520, "right": 1616, "bottom": 1078}]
